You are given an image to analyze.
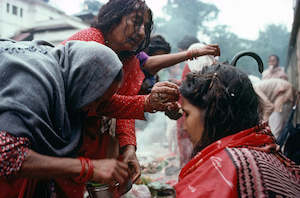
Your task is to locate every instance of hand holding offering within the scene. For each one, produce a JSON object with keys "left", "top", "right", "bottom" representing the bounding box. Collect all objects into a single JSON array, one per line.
[{"left": 144, "top": 81, "right": 180, "bottom": 113}]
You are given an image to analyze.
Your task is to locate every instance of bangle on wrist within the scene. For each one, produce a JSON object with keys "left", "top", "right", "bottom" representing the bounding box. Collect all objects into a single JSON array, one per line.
[
  {"left": 73, "top": 157, "right": 86, "bottom": 183},
  {"left": 186, "top": 49, "right": 198, "bottom": 60},
  {"left": 186, "top": 50, "right": 193, "bottom": 60},
  {"left": 82, "top": 158, "right": 94, "bottom": 182},
  {"left": 73, "top": 157, "right": 94, "bottom": 184}
]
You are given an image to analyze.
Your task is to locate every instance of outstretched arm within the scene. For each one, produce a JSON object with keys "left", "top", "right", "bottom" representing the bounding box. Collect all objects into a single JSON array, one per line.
[
  {"left": 97, "top": 81, "right": 180, "bottom": 119},
  {"left": 143, "top": 44, "right": 220, "bottom": 75}
]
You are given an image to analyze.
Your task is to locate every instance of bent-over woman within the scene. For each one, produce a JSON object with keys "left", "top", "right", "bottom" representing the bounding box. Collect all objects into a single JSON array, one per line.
[{"left": 0, "top": 39, "right": 129, "bottom": 198}]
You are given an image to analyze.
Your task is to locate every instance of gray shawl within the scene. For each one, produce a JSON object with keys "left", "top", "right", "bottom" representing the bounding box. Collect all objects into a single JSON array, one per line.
[{"left": 0, "top": 39, "right": 122, "bottom": 157}]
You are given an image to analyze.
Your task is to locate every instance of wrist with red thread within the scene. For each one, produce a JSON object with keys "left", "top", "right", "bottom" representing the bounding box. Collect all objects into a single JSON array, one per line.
[
  {"left": 73, "top": 157, "right": 94, "bottom": 184},
  {"left": 186, "top": 49, "right": 197, "bottom": 60}
]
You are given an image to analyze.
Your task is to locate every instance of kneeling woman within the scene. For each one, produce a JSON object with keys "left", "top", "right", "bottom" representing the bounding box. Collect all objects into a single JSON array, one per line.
[
  {"left": 176, "top": 64, "right": 300, "bottom": 197},
  {"left": 0, "top": 40, "right": 128, "bottom": 197}
]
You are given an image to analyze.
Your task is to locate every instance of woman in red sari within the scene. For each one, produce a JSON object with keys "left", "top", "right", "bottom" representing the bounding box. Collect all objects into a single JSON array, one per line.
[
  {"left": 175, "top": 64, "right": 300, "bottom": 197},
  {"left": 63, "top": 0, "right": 220, "bottom": 189},
  {"left": 62, "top": 1, "right": 176, "bottom": 186}
]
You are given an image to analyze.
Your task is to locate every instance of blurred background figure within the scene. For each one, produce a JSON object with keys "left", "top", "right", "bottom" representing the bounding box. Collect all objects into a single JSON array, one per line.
[
  {"left": 254, "top": 78, "right": 297, "bottom": 138},
  {"left": 177, "top": 35, "right": 200, "bottom": 52},
  {"left": 168, "top": 35, "right": 200, "bottom": 80},
  {"left": 262, "top": 54, "right": 288, "bottom": 80}
]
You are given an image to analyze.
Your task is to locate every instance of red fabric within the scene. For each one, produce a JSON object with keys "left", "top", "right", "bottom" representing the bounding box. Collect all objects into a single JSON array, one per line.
[
  {"left": 0, "top": 131, "right": 31, "bottom": 198},
  {"left": 100, "top": 95, "right": 146, "bottom": 120},
  {"left": 181, "top": 63, "right": 191, "bottom": 81},
  {"left": 54, "top": 178, "right": 85, "bottom": 198},
  {"left": 62, "top": 27, "right": 146, "bottom": 148},
  {"left": 175, "top": 123, "right": 276, "bottom": 197},
  {"left": 0, "top": 131, "right": 29, "bottom": 177},
  {"left": 0, "top": 178, "right": 26, "bottom": 198},
  {"left": 175, "top": 150, "right": 238, "bottom": 198},
  {"left": 58, "top": 28, "right": 146, "bottom": 198}
]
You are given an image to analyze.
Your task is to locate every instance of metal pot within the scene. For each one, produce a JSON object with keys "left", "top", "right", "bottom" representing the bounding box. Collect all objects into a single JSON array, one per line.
[
  {"left": 118, "top": 180, "right": 133, "bottom": 195},
  {"left": 86, "top": 183, "right": 114, "bottom": 198},
  {"left": 86, "top": 180, "right": 132, "bottom": 198}
]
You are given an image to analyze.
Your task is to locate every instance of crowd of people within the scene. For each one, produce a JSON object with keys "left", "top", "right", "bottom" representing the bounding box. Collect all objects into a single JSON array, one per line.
[{"left": 0, "top": 0, "right": 299, "bottom": 197}]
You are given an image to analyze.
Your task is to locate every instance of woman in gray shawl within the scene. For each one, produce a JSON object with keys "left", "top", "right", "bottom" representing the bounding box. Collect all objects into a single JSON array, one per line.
[{"left": 0, "top": 39, "right": 129, "bottom": 197}]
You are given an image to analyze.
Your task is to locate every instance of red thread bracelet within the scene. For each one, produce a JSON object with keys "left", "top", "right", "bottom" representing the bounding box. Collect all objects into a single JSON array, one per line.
[
  {"left": 80, "top": 158, "right": 94, "bottom": 183},
  {"left": 85, "top": 158, "right": 94, "bottom": 182},
  {"left": 74, "top": 157, "right": 86, "bottom": 183},
  {"left": 186, "top": 49, "right": 198, "bottom": 60},
  {"left": 186, "top": 50, "right": 193, "bottom": 60}
]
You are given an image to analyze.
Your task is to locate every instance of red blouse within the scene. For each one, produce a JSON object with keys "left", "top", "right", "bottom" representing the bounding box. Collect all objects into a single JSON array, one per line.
[
  {"left": 0, "top": 131, "right": 29, "bottom": 177},
  {"left": 62, "top": 27, "right": 147, "bottom": 147},
  {"left": 0, "top": 28, "right": 147, "bottom": 197}
]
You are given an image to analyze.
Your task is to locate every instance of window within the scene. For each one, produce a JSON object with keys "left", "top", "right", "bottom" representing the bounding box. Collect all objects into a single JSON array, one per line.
[
  {"left": 20, "top": 8, "right": 23, "bottom": 17},
  {"left": 12, "top": 5, "right": 17, "bottom": 16},
  {"left": 6, "top": 3, "right": 9, "bottom": 13}
]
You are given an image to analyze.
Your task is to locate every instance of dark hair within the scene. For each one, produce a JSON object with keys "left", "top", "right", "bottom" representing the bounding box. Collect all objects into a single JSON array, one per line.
[
  {"left": 177, "top": 35, "right": 199, "bottom": 50},
  {"left": 93, "top": 0, "right": 153, "bottom": 56},
  {"left": 114, "top": 69, "right": 123, "bottom": 82},
  {"left": 180, "top": 64, "right": 261, "bottom": 156},
  {"left": 268, "top": 54, "right": 280, "bottom": 63},
  {"left": 144, "top": 35, "right": 171, "bottom": 55}
]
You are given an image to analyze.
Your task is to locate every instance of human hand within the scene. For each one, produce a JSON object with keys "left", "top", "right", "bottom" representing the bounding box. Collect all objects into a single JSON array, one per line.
[
  {"left": 120, "top": 145, "right": 141, "bottom": 183},
  {"left": 144, "top": 81, "right": 180, "bottom": 113},
  {"left": 91, "top": 159, "right": 129, "bottom": 186},
  {"left": 186, "top": 44, "right": 220, "bottom": 60},
  {"left": 168, "top": 78, "right": 182, "bottom": 86},
  {"left": 165, "top": 102, "right": 183, "bottom": 120}
]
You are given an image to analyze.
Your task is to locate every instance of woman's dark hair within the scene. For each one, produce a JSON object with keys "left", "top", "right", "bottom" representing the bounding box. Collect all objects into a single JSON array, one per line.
[
  {"left": 114, "top": 69, "right": 123, "bottom": 82},
  {"left": 144, "top": 35, "right": 171, "bottom": 56},
  {"left": 180, "top": 64, "right": 262, "bottom": 156},
  {"left": 93, "top": 0, "right": 153, "bottom": 56},
  {"left": 269, "top": 54, "right": 280, "bottom": 63},
  {"left": 177, "top": 35, "right": 199, "bottom": 50}
]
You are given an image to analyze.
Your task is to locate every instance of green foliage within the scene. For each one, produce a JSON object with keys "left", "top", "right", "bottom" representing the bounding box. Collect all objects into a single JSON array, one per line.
[
  {"left": 154, "top": 0, "right": 218, "bottom": 49},
  {"left": 252, "top": 24, "right": 290, "bottom": 70},
  {"left": 208, "top": 24, "right": 290, "bottom": 77},
  {"left": 207, "top": 25, "right": 260, "bottom": 76},
  {"left": 153, "top": 0, "right": 290, "bottom": 78}
]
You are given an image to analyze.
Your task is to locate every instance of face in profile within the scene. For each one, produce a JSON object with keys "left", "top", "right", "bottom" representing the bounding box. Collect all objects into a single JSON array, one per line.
[
  {"left": 82, "top": 80, "right": 121, "bottom": 114},
  {"left": 110, "top": 9, "right": 149, "bottom": 52},
  {"left": 182, "top": 97, "right": 206, "bottom": 146}
]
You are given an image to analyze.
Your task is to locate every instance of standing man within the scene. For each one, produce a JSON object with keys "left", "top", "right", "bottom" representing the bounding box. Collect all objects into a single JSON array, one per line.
[{"left": 262, "top": 54, "right": 288, "bottom": 80}]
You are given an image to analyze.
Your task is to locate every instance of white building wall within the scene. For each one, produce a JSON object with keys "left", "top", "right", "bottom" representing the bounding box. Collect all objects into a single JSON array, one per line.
[
  {"left": 0, "top": 0, "right": 68, "bottom": 38},
  {"left": 0, "top": 0, "right": 25, "bottom": 38}
]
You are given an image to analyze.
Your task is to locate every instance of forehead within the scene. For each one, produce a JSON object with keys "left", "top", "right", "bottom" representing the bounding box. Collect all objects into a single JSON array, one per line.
[
  {"left": 182, "top": 97, "right": 194, "bottom": 111},
  {"left": 127, "top": 9, "right": 149, "bottom": 21}
]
